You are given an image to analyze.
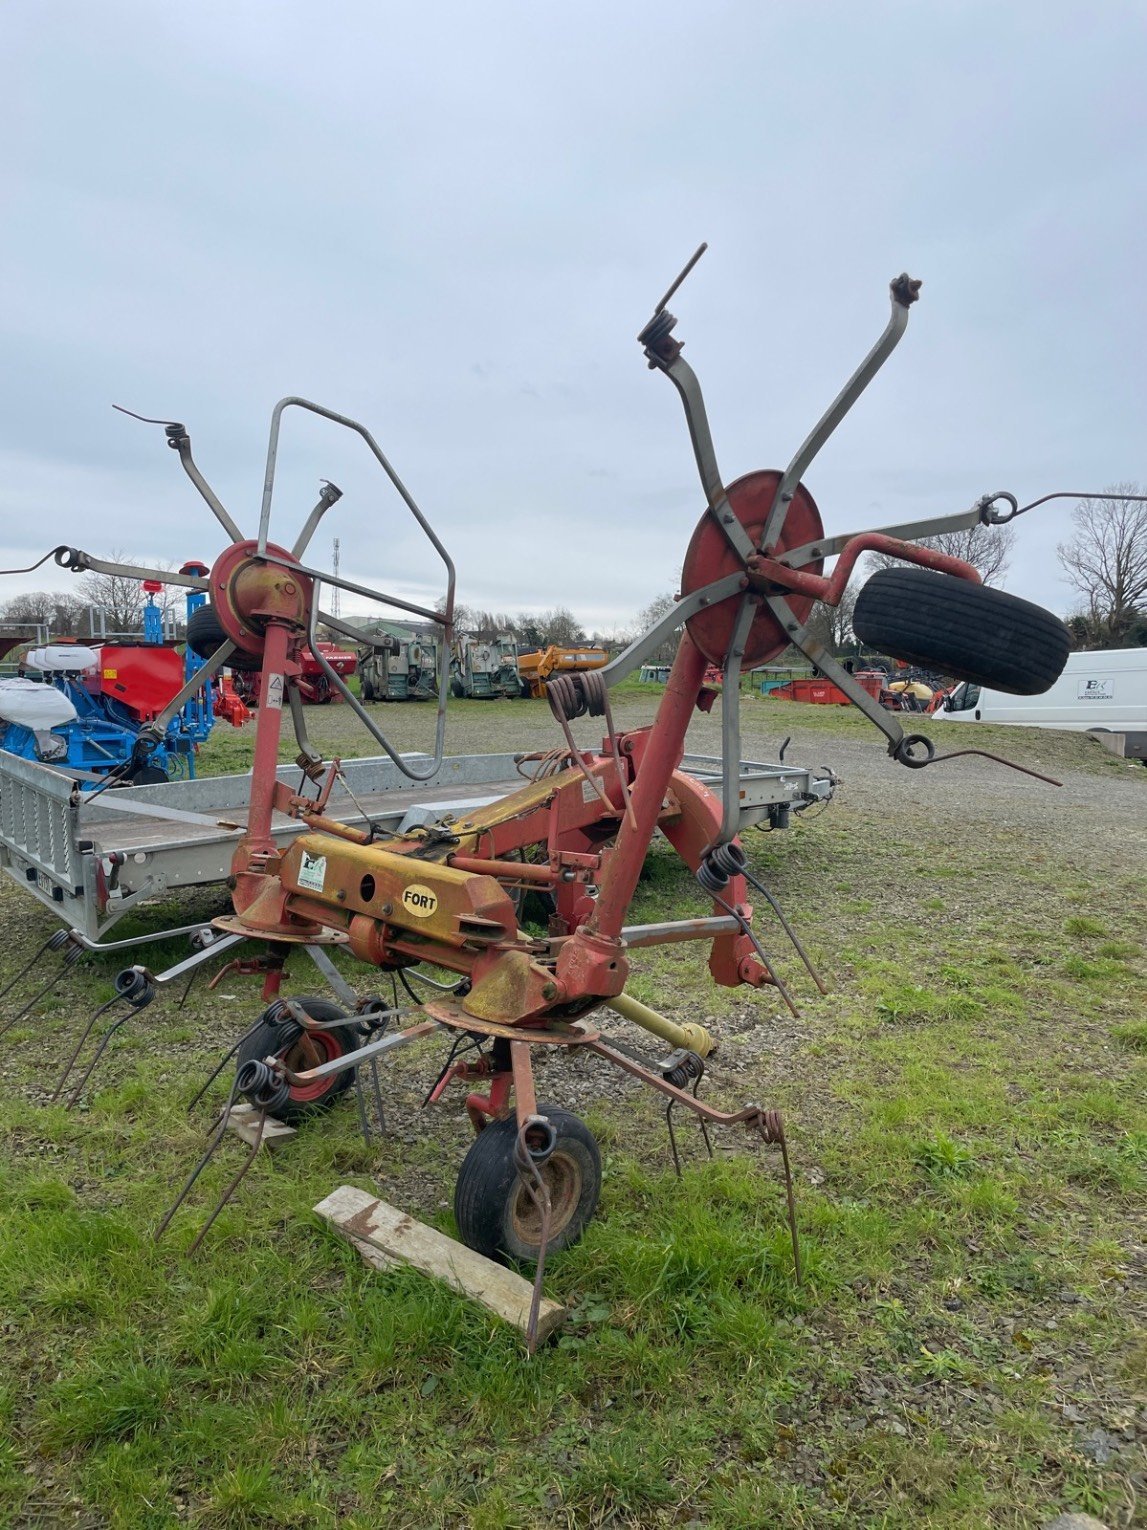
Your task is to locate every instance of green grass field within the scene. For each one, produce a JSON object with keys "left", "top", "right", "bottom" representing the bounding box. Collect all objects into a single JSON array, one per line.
[{"left": 0, "top": 697, "right": 1143, "bottom": 1527}]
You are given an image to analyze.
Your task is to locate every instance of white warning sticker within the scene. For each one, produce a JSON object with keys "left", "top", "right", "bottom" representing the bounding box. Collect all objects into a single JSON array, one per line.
[
  {"left": 298, "top": 850, "right": 327, "bottom": 892},
  {"left": 266, "top": 673, "right": 285, "bottom": 710}
]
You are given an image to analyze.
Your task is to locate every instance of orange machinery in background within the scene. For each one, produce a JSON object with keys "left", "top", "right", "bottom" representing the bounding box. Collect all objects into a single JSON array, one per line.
[{"left": 516, "top": 644, "right": 608, "bottom": 699}]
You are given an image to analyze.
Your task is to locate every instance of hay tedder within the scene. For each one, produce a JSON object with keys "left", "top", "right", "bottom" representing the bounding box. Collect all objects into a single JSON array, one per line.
[{"left": 2, "top": 250, "right": 1077, "bottom": 1343}]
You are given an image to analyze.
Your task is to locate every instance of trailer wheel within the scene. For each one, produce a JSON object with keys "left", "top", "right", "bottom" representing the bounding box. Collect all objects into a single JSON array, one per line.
[
  {"left": 852, "top": 567, "right": 1072, "bottom": 695},
  {"left": 186, "top": 603, "right": 262, "bottom": 671},
  {"left": 454, "top": 1103, "right": 601, "bottom": 1263},
  {"left": 361, "top": 673, "right": 374, "bottom": 702},
  {"left": 234, "top": 997, "right": 360, "bottom": 1124}
]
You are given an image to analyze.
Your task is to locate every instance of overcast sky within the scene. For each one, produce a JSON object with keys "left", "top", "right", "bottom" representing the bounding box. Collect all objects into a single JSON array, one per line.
[{"left": 2, "top": 1, "right": 1144, "bottom": 636}]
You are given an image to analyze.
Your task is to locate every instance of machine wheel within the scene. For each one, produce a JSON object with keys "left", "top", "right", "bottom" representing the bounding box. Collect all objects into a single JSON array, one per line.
[
  {"left": 454, "top": 1103, "right": 601, "bottom": 1264},
  {"left": 361, "top": 673, "right": 374, "bottom": 702},
  {"left": 451, "top": 676, "right": 465, "bottom": 699},
  {"left": 235, "top": 997, "right": 360, "bottom": 1124},
  {"left": 853, "top": 567, "right": 1071, "bottom": 695},
  {"left": 186, "top": 603, "right": 262, "bottom": 672}
]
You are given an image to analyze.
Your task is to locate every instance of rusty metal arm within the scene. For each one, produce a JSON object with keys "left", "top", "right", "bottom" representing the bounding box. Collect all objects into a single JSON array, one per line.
[
  {"left": 264, "top": 553, "right": 447, "bottom": 628},
  {"left": 306, "top": 578, "right": 452, "bottom": 782},
  {"left": 763, "top": 592, "right": 927, "bottom": 761},
  {"left": 284, "top": 1018, "right": 440, "bottom": 1082},
  {"left": 50, "top": 547, "right": 209, "bottom": 590},
  {"left": 290, "top": 482, "right": 343, "bottom": 559},
  {"left": 597, "top": 571, "right": 747, "bottom": 687},
  {"left": 169, "top": 432, "right": 245, "bottom": 545},
  {"left": 256, "top": 399, "right": 455, "bottom": 627},
  {"left": 651, "top": 356, "right": 758, "bottom": 564},
  {"left": 134, "top": 635, "right": 238, "bottom": 744},
  {"left": 718, "top": 596, "right": 758, "bottom": 843},
  {"left": 312, "top": 610, "right": 398, "bottom": 650},
  {"left": 758, "top": 275, "right": 921, "bottom": 553}
]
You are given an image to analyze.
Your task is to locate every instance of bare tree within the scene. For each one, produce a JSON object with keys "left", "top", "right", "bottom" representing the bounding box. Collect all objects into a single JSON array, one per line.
[
  {"left": 75, "top": 553, "right": 180, "bottom": 635},
  {"left": 866, "top": 523, "right": 1015, "bottom": 587},
  {"left": 535, "top": 605, "right": 587, "bottom": 647},
  {"left": 805, "top": 585, "right": 858, "bottom": 654},
  {"left": 626, "top": 591, "right": 682, "bottom": 664},
  {"left": 1057, "top": 484, "right": 1147, "bottom": 645}
]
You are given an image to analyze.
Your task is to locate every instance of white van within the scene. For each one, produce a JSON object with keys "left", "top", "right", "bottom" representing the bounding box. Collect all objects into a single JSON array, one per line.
[{"left": 934, "top": 648, "right": 1147, "bottom": 760}]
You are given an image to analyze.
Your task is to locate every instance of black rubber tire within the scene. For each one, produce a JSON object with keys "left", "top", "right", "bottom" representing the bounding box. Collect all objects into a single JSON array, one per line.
[
  {"left": 451, "top": 677, "right": 465, "bottom": 699},
  {"left": 186, "top": 602, "right": 262, "bottom": 672},
  {"left": 361, "top": 672, "right": 374, "bottom": 702},
  {"left": 235, "top": 997, "right": 360, "bottom": 1124},
  {"left": 853, "top": 567, "right": 1072, "bottom": 695},
  {"left": 454, "top": 1102, "right": 601, "bottom": 1264}
]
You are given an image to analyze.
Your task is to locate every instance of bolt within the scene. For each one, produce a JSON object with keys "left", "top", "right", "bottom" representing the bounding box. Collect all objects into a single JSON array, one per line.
[
  {"left": 284, "top": 581, "right": 297, "bottom": 595},
  {"left": 541, "top": 983, "right": 557, "bottom": 1001},
  {"left": 335, "top": 889, "right": 346, "bottom": 902},
  {"left": 380, "top": 902, "right": 393, "bottom": 916}
]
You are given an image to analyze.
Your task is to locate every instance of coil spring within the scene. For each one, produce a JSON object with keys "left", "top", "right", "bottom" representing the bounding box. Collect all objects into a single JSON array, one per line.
[
  {"left": 262, "top": 998, "right": 293, "bottom": 1028},
  {"left": 114, "top": 967, "right": 155, "bottom": 1010},
  {"left": 757, "top": 1108, "right": 784, "bottom": 1145},
  {"left": 696, "top": 841, "right": 747, "bottom": 895},
  {"left": 236, "top": 1057, "right": 291, "bottom": 1115},
  {"left": 664, "top": 1050, "right": 704, "bottom": 1090},
  {"left": 546, "top": 669, "right": 607, "bottom": 723}
]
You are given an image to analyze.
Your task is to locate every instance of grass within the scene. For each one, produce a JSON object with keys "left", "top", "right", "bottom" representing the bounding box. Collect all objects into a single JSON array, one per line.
[{"left": 0, "top": 702, "right": 1144, "bottom": 1526}]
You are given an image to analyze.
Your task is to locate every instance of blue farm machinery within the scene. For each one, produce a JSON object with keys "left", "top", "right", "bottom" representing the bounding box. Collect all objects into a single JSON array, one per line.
[{"left": 0, "top": 567, "right": 230, "bottom": 786}]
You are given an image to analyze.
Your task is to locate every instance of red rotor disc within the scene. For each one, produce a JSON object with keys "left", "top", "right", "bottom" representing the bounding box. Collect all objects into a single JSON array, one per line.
[
  {"left": 207, "top": 539, "right": 313, "bottom": 662},
  {"left": 680, "top": 469, "right": 825, "bottom": 669}
]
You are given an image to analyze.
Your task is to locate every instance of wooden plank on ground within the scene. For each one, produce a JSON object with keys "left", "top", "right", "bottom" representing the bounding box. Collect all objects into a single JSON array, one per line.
[
  {"left": 226, "top": 1104, "right": 297, "bottom": 1152},
  {"left": 314, "top": 1184, "right": 566, "bottom": 1344}
]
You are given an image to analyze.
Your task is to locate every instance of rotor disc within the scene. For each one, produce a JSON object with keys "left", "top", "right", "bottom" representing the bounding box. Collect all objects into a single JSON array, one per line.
[{"left": 680, "top": 469, "right": 825, "bottom": 670}]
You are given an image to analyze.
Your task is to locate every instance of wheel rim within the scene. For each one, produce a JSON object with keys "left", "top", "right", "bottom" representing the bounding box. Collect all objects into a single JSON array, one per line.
[
  {"left": 509, "top": 1150, "right": 582, "bottom": 1247},
  {"left": 279, "top": 1029, "right": 343, "bottom": 1103}
]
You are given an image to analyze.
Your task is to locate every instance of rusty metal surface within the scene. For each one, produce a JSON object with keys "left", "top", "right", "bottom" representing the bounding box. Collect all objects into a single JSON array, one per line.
[{"left": 420, "top": 998, "right": 599, "bottom": 1045}]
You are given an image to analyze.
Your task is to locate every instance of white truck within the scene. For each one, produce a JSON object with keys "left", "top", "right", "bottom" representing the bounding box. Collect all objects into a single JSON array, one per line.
[{"left": 934, "top": 648, "right": 1147, "bottom": 760}]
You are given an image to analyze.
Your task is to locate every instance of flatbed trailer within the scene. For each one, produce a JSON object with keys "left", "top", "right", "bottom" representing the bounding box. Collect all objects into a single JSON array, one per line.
[{"left": 0, "top": 748, "right": 833, "bottom": 942}]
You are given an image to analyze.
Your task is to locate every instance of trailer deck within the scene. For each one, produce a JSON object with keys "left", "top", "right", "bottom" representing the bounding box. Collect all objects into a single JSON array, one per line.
[{"left": 0, "top": 749, "right": 832, "bottom": 941}]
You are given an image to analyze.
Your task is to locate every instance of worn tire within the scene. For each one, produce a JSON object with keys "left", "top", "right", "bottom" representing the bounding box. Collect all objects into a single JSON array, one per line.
[
  {"left": 186, "top": 603, "right": 262, "bottom": 672},
  {"left": 853, "top": 568, "right": 1071, "bottom": 695},
  {"left": 361, "top": 672, "right": 374, "bottom": 702},
  {"left": 235, "top": 997, "right": 360, "bottom": 1124},
  {"left": 454, "top": 1103, "right": 601, "bottom": 1264}
]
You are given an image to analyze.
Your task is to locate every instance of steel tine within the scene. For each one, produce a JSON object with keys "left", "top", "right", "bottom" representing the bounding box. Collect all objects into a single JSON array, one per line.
[
  {"left": 665, "top": 1100, "right": 682, "bottom": 1178},
  {"left": 368, "top": 1057, "right": 386, "bottom": 1137},
  {"left": 0, "top": 949, "right": 85, "bottom": 1042},
  {"left": 49, "top": 993, "right": 123, "bottom": 1102},
  {"left": 185, "top": 1015, "right": 265, "bottom": 1114},
  {"left": 155, "top": 1080, "right": 243, "bottom": 1243},
  {"left": 745, "top": 872, "right": 828, "bottom": 995},
  {"left": 65, "top": 1009, "right": 141, "bottom": 1109},
  {"left": 0, "top": 932, "right": 64, "bottom": 1006},
  {"left": 513, "top": 1131, "right": 553, "bottom": 1357},
  {"left": 187, "top": 1110, "right": 268, "bottom": 1255},
  {"left": 353, "top": 1066, "right": 372, "bottom": 1144}
]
